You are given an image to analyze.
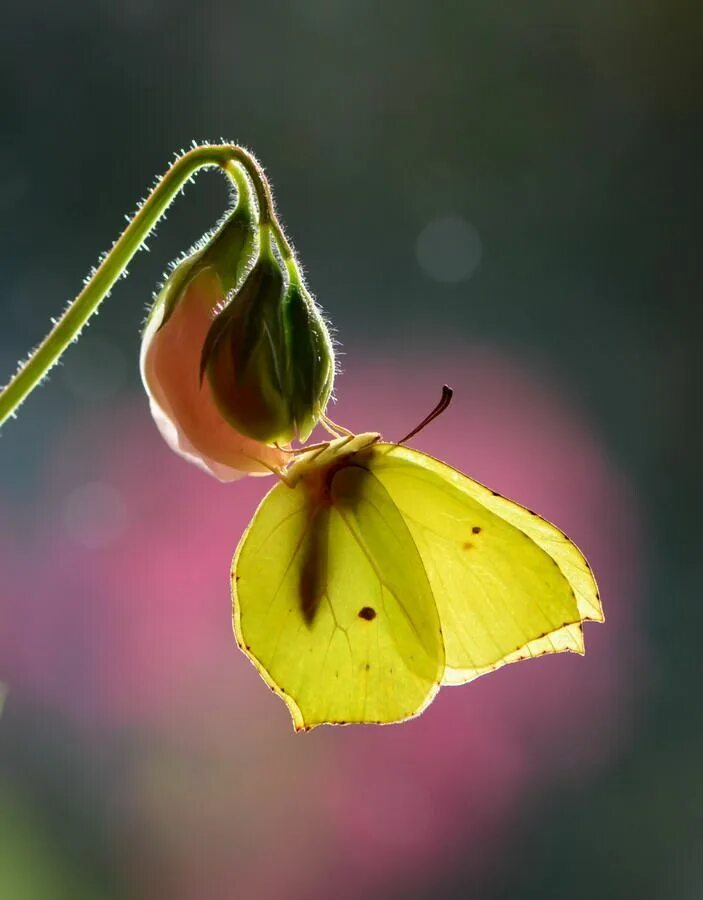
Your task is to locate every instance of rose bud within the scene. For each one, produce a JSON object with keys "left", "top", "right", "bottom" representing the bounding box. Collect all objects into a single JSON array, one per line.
[{"left": 140, "top": 192, "right": 289, "bottom": 482}]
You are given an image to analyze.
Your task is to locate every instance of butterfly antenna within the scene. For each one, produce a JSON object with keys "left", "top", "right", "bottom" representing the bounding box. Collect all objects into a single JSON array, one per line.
[{"left": 397, "top": 385, "right": 453, "bottom": 445}]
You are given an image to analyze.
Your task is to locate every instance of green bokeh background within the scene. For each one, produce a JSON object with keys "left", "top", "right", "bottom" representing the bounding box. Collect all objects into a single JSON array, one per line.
[{"left": 1, "top": 2, "right": 702, "bottom": 897}]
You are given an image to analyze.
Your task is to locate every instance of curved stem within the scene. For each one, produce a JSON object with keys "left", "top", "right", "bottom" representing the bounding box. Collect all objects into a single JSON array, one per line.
[
  {"left": 0, "top": 143, "right": 284, "bottom": 428},
  {"left": 222, "top": 157, "right": 295, "bottom": 264}
]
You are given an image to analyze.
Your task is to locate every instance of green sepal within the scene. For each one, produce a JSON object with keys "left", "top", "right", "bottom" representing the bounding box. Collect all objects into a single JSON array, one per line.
[
  {"left": 202, "top": 249, "right": 291, "bottom": 443},
  {"left": 281, "top": 280, "right": 334, "bottom": 441},
  {"left": 146, "top": 189, "right": 257, "bottom": 333}
]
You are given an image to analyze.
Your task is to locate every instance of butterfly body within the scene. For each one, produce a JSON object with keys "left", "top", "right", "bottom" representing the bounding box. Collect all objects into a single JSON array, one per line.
[{"left": 232, "top": 436, "right": 602, "bottom": 731}]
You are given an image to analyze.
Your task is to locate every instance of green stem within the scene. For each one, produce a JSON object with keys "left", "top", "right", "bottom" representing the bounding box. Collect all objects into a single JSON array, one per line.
[
  {"left": 223, "top": 158, "right": 295, "bottom": 263},
  {"left": 0, "top": 143, "right": 285, "bottom": 428}
]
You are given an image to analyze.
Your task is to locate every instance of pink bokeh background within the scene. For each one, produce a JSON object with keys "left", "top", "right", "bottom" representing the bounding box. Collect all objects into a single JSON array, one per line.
[{"left": 0, "top": 346, "right": 644, "bottom": 899}]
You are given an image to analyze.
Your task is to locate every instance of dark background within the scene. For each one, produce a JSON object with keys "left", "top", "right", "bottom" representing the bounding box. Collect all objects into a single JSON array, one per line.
[{"left": 1, "top": 2, "right": 702, "bottom": 898}]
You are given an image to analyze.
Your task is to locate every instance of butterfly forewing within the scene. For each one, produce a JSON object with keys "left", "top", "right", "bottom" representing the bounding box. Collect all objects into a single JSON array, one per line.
[{"left": 232, "top": 463, "right": 444, "bottom": 730}]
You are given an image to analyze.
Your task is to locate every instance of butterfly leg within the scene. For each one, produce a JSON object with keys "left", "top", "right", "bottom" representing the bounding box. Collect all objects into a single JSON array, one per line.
[{"left": 320, "top": 412, "right": 354, "bottom": 438}]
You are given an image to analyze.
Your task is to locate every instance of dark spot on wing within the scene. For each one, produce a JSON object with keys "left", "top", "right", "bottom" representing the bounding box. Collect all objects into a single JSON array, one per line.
[
  {"left": 358, "top": 606, "right": 376, "bottom": 621},
  {"left": 462, "top": 541, "right": 473, "bottom": 550},
  {"left": 365, "top": 663, "right": 371, "bottom": 671},
  {"left": 472, "top": 526, "right": 482, "bottom": 534}
]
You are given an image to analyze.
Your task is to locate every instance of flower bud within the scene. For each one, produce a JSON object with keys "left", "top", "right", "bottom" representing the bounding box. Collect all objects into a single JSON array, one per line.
[
  {"left": 202, "top": 241, "right": 335, "bottom": 445},
  {"left": 140, "top": 199, "right": 289, "bottom": 482}
]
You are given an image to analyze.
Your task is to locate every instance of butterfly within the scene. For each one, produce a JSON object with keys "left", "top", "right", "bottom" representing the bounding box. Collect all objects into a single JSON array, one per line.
[{"left": 231, "top": 388, "right": 602, "bottom": 731}]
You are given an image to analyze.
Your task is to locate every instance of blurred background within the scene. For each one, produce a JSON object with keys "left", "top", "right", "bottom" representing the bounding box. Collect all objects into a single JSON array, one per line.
[{"left": 0, "top": 1, "right": 701, "bottom": 897}]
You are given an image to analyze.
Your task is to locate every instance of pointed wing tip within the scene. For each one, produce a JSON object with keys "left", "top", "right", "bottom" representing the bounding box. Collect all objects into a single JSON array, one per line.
[{"left": 585, "top": 609, "right": 606, "bottom": 624}]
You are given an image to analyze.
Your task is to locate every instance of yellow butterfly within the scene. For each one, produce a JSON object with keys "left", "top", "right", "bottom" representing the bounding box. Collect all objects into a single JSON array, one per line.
[{"left": 232, "top": 388, "right": 603, "bottom": 731}]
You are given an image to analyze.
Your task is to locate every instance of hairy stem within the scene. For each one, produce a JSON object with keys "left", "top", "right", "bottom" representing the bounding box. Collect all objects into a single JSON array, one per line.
[{"left": 0, "top": 143, "right": 287, "bottom": 428}]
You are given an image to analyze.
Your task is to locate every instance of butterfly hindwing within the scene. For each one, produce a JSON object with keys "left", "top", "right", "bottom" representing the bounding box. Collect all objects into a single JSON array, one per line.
[{"left": 366, "top": 444, "right": 598, "bottom": 686}]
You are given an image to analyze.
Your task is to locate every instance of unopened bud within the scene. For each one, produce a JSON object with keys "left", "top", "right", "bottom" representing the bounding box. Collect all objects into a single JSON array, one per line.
[
  {"left": 202, "top": 239, "right": 335, "bottom": 444},
  {"left": 140, "top": 196, "right": 289, "bottom": 481}
]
